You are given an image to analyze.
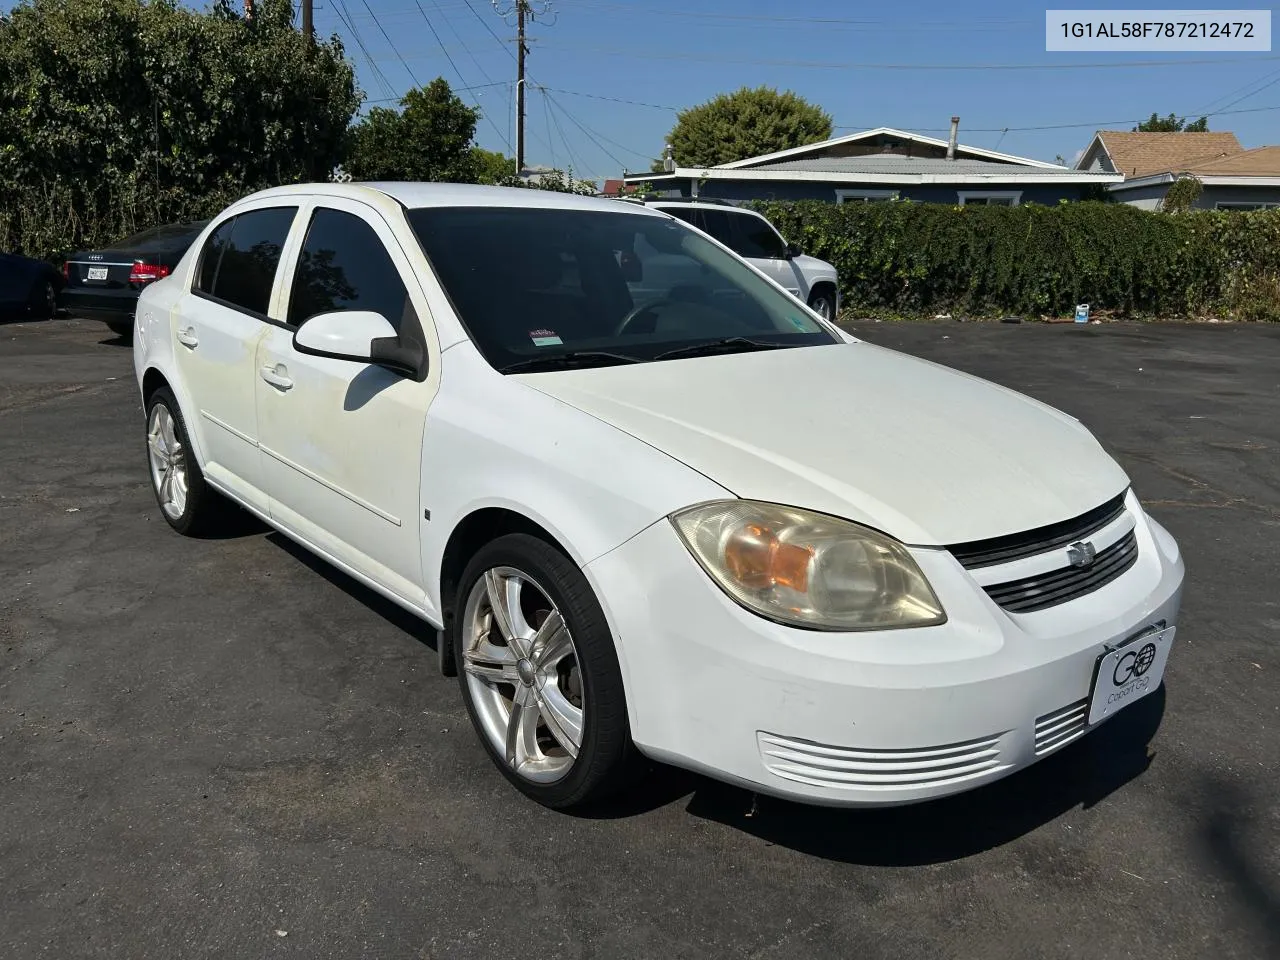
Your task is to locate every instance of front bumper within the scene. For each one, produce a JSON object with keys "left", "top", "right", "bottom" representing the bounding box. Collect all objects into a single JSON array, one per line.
[{"left": 584, "top": 496, "right": 1184, "bottom": 807}]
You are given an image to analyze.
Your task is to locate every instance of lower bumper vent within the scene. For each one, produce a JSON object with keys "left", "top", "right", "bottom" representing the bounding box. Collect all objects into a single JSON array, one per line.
[
  {"left": 758, "top": 731, "right": 1008, "bottom": 792},
  {"left": 1034, "top": 698, "right": 1089, "bottom": 755}
]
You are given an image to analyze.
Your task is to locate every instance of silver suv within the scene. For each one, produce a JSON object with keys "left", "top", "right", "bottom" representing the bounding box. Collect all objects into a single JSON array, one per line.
[{"left": 640, "top": 199, "right": 840, "bottom": 320}]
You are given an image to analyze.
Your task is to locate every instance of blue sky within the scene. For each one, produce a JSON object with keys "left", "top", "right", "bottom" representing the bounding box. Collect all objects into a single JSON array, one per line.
[{"left": 322, "top": 0, "right": 1280, "bottom": 176}]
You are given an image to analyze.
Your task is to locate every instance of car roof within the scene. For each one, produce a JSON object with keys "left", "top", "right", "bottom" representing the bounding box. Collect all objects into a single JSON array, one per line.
[{"left": 241, "top": 181, "right": 671, "bottom": 217}]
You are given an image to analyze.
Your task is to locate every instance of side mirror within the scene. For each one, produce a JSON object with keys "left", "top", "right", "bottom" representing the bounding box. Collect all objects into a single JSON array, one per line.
[
  {"left": 293, "top": 310, "right": 424, "bottom": 379},
  {"left": 784, "top": 242, "right": 803, "bottom": 260}
]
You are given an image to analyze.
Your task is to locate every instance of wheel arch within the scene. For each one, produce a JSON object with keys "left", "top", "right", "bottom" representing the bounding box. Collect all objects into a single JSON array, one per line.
[{"left": 436, "top": 506, "right": 577, "bottom": 675}]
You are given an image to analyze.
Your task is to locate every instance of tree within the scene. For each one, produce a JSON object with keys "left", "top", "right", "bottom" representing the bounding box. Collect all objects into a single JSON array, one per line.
[
  {"left": 473, "top": 148, "right": 518, "bottom": 184},
  {"left": 656, "top": 86, "right": 832, "bottom": 170},
  {"left": 344, "top": 79, "right": 481, "bottom": 182},
  {"left": 0, "top": 0, "right": 360, "bottom": 259},
  {"left": 1134, "top": 112, "right": 1209, "bottom": 133}
]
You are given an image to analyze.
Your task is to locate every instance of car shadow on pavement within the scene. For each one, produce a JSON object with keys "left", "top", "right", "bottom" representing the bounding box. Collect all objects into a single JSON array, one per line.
[
  {"left": 672, "top": 689, "right": 1166, "bottom": 865},
  {"left": 264, "top": 531, "right": 435, "bottom": 642}
]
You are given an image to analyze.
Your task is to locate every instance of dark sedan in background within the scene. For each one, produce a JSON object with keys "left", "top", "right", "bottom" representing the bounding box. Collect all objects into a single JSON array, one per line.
[
  {"left": 0, "top": 251, "right": 63, "bottom": 320},
  {"left": 61, "top": 220, "right": 207, "bottom": 337}
]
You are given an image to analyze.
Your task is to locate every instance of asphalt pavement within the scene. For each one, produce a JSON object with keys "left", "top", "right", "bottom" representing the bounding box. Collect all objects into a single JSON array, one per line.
[{"left": 1, "top": 316, "right": 1277, "bottom": 959}]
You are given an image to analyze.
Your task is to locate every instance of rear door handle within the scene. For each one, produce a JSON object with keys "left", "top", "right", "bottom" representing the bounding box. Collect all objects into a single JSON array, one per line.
[
  {"left": 260, "top": 364, "right": 294, "bottom": 391},
  {"left": 176, "top": 327, "right": 199, "bottom": 348}
]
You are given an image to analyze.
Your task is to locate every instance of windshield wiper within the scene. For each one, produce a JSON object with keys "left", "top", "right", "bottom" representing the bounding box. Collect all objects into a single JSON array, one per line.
[
  {"left": 499, "top": 351, "right": 644, "bottom": 374},
  {"left": 653, "top": 337, "right": 793, "bottom": 362}
]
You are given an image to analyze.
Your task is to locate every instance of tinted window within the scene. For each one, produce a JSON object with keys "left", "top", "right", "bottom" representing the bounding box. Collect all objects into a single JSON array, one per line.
[
  {"left": 196, "top": 219, "right": 234, "bottom": 295},
  {"left": 197, "top": 208, "right": 295, "bottom": 316},
  {"left": 406, "top": 207, "right": 833, "bottom": 372},
  {"left": 117, "top": 221, "right": 208, "bottom": 249},
  {"left": 693, "top": 210, "right": 738, "bottom": 248},
  {"left": 288, "top": 209, "right": 411, "bottom": 329},
  {"left": 730, "top": 213, "right": 786, "bottom": 259}
]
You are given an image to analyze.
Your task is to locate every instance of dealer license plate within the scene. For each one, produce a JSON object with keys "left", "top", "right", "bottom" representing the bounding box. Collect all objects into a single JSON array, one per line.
[
  {"left": 86, "top": 267, "right": 108, "bottom": 281},
  {"left": 1088, "top": 626, "right": 1175, "bottom": 725}
]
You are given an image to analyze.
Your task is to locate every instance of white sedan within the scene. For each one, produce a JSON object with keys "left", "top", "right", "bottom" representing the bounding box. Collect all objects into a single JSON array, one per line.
[{"left": 133, "top": 183, "right": 1185, "bottom": 810}]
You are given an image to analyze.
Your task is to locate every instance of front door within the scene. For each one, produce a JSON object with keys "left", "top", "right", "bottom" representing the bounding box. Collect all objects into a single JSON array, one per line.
[
  {"left": 171, "top": 205, "right": 298, "bottom": 514},
  {"left": 254, "top": 199, "right": 437, "bottom": 607}
]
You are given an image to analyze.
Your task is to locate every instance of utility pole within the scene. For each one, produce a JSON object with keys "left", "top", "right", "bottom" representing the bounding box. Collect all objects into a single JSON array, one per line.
[
  {"left": 301, "top": 0, "right": 313, "bottom": 45},
  {"left": 494, "top": 1, "right": 554, "bottom": 177},
  {"left": 516, "top": 1, "right": 527, "bottom": 175}
]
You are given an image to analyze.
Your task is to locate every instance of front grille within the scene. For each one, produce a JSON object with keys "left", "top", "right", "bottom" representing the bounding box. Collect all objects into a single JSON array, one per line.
[
  {"left": 983, "top": 529, "right": 1139, "bottom": 613},
  {"left": 758, "top": 731, "right": 1008, "bottom": 791},
  {"left": 949, "top": 492, "right": 1128, "bottom": 570},
  {"left": 1034, "top": 698, "right": 1089, "bottom": 755}
]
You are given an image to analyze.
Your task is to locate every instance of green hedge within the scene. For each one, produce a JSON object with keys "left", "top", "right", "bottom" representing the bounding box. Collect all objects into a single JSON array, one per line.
[{"left": 749, "top": 200, "right": 1280, "bottom": 321}]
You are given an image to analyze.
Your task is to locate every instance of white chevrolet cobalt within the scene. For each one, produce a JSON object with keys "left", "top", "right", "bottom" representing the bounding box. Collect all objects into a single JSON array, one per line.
[{"left": 133, "top": 183, "right": 1184, "bottom": 810}]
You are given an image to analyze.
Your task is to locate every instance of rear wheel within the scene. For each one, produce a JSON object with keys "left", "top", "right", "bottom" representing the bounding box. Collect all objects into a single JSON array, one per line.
[
  {"left": 452, "top": 533, "right": 634, "bottom": 809},
  {"left": 30, "top": 280, "right": 57, "bottom": 319},
  {"left": 145, "top": 387, "right": 227, "bottom": 535}
]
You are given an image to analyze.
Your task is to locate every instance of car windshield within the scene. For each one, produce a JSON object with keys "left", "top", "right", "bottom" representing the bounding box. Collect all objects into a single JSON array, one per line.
[{"left": 405, "top": 206, "right": 836, "bottom": 372}]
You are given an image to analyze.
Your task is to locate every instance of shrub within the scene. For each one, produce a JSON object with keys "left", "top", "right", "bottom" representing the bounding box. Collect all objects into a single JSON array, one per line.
[{"left": 750, "top": 200, "right": 1280, "bottom": 321}]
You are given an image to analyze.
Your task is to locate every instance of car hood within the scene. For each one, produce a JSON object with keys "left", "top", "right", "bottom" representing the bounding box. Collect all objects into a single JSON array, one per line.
[
  {"left": 516, "top": 342, "right": 1129, "bottom": 546},
  {"left": 792, "top": 253, "right": 836, "bottom": 278}
]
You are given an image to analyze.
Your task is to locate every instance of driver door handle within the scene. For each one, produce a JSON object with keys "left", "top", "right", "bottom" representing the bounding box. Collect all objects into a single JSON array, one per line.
[
  {"left": 176, "top": 327, "right": 199, "bottom": 348},
  {"left": 260, "top": 364, "right": 294, "bottom": 391}
]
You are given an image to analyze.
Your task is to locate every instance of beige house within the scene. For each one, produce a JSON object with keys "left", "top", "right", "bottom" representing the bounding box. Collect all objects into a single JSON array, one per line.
[{"left": 1075, "top": 131, "right": 1280, "bottom": 210}]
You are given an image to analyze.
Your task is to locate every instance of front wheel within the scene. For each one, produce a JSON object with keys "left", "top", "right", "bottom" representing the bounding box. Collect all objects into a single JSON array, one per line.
[
  {"left": 452, "top": 534, "right": 635, "bottom": 809},
  {"left": 808, "top": 287, "right": 837, "bottom": 322}
]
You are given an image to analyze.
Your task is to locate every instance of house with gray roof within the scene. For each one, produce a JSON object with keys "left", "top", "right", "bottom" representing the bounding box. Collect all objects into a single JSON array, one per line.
[{"left": 620, "top": 122, "right": 1122, "bottom": 206}]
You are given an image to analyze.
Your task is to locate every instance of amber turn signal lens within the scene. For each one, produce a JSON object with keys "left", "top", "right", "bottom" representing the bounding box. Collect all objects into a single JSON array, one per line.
[{"left": 723, "top": 522, "right": 813, "bottom": 592}]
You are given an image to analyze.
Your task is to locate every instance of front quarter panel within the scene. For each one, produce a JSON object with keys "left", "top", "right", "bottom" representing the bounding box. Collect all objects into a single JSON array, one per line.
[{"left": 420, "top": 343, "right": 732, "bottom": 615}]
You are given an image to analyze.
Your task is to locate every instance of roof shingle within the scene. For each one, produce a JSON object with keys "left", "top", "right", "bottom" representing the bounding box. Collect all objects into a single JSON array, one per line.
[{"left": 1095, "top": 131, "right": 1243, "bottom": 178}]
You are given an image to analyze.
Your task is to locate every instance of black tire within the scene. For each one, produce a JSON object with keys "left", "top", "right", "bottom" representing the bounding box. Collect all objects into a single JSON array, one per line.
[
  {"left": 144, "top": 386, "right": 229, "bottom": 536},
  {"left": 452, "top": 533, "right": 635, "bottom": 809},
  {"left": 808, "top": 287, "right": 837, "bottom": 322},
  {"left": 29, "top": 279, "right": 56, "bottom": 319}
]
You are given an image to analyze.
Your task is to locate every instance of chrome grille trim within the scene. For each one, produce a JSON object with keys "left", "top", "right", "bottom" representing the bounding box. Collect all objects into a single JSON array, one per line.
[
  {"left": 758, "top": 732, "right": 1009, "bottom": 791},
  {"left": 949, "top": 492, "right": 1128, "bottom": 570},
  {"left": 983, "top": 529, "right": 1138, "bottom": 613},
  {"left": 1035, "top": 698, "right": 1089, "bottom": 755}
]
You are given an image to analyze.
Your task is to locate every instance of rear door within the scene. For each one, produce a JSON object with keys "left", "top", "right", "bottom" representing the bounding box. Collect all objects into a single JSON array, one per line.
[
  {"left": 255, "top": 198, "right": 436, "bottom": 606},
  {"left": 172, "top": 204, "right": 299, "bottom": 514}
]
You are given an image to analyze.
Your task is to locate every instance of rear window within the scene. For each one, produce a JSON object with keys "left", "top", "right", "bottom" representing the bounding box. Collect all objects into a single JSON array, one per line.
[{"left": 115, "top": 221, "right": 208, "bottom": 248}]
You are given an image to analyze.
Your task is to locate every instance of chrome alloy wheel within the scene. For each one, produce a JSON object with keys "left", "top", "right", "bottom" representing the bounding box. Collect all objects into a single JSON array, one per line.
[
  {"left": 147, "top": 403, "right": 189, "bottom": 520},
  {"left": 461, "top": 566, "right": 584, "bottom": 783}
]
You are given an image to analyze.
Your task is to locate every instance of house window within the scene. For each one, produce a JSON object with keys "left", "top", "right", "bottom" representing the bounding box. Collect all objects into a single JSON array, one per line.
[
  {"left": 957, "top": 191, "right": 1022, "bottom": 207},
  {"left": 1214, "top": 201, "right": 1280, "bottom": 211},
  {"left": 835, "top": 189, "right": 899, "bottom": 204}
]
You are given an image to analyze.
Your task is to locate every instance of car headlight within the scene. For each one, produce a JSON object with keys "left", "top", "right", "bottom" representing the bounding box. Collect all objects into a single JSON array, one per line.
[{"left": 670, "top": 500, "right": 946, "bottom": 631}]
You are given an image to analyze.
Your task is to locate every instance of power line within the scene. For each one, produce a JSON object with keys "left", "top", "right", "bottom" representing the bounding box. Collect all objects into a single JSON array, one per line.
[
  {"left": 553, "top": 0, "right": 1032, "bottom": 30},
  {"left": 834, "top": 101, "right": 1280, "bottom": 135},
  {"left": 412, "top": 0, "right": 513, "bottom": 151},
  {"left": 545, "top": 93, "right": 623, "bottom": 168},
  {"left": 331, "top": 0, "right": 398, "bottom": 99},
  {"left": 364, "top": 80, "right": 512, "bottom": 104},
  {"left": 461, "top": 0, "right": 516, "bottom": 60},
  {"left": 536, "top": 45, "right": 1280, "bottom": 71},
  {"left": 539, "top": 88, "right": 649, "bottom": 163},
  {"left": 356, "top": 0, "right": 424, "bottom": 87},
  {"left": 534, "top": 86, "right": 678, "bottom": 111}
]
